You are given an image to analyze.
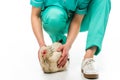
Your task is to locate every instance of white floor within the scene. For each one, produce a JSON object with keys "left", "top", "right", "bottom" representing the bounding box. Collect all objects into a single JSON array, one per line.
[{"left": 0, "top": 0, "right": 120, "bottom": 80}]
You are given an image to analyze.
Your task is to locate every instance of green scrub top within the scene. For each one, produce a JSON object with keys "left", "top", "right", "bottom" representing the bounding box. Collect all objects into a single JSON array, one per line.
[{"left": 30, "top": 0, "right": 90, "bottom": 15}]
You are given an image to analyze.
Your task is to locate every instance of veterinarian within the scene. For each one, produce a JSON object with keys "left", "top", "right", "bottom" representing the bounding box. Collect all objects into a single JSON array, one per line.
[{"left": 30, "top": 0, "right": 111, "bottom": 79}]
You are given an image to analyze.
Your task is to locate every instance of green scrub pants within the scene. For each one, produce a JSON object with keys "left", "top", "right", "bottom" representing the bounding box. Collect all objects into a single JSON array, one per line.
[{"left": 41, "top": 0, "right": 111, "bottom": 55}]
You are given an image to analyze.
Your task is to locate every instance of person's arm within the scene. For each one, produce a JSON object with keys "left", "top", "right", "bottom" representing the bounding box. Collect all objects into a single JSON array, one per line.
[
  {"left": 66, "top": 14, "right": 84, "bottom": 47},
  {"left": 31, "top": 7, "right": 46, "bottom": 47},
  {"left": 57, "top": 14, "right": 84, "bottom": 67}
]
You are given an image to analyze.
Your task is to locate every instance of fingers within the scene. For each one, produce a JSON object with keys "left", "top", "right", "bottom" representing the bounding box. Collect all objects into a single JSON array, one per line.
[
  {"left": 58, "top": 49, "right": 66, "bottom": 64},
  {"left": 58, "top": 55, "right": 68, "bottom": 68},
  {"left": 61, "top": 55, "right": 68, "bottom": 67},
  {"left": 58, "top": 54, "right": 65, "bottom": 65},
  {"left": 58, "top": 48, "right": 68, "bottom": 68}
]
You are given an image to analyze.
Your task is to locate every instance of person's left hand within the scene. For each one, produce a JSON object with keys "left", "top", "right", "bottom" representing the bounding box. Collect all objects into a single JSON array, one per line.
[{"left": 57, "top": 44, "right": 71, "bottom": 68}]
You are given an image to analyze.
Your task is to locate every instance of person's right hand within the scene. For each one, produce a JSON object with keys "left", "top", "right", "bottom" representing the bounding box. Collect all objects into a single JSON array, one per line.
[{"left": 38, "top": 45, "right": 47, "bottom": 61}]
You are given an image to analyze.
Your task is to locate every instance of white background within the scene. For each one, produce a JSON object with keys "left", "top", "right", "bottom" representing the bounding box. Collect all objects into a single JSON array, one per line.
[{"left": 0, "top": 0, "right": 120, "bottom": 80}]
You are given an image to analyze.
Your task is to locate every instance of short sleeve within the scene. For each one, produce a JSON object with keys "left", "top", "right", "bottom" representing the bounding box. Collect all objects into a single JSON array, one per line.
[
  {"left": 75, "top": 0, "right": 90, "bottom": 15},
  {"left": 30, "top": 0, "right": 44, "bottom": 8}
]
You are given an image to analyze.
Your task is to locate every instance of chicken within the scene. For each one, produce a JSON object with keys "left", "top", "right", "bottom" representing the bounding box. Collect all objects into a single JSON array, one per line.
[{"left": 38, "top": 42, "right": 69, "bottom": 73}]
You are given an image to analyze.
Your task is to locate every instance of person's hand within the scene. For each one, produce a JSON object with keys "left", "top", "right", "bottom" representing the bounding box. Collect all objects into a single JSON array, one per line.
[
  {"left": 57, "top": 44, "right": 71, "bottom": 68},
  {"left": 38, "top": 45, "right": 47, "bottom": 61}
]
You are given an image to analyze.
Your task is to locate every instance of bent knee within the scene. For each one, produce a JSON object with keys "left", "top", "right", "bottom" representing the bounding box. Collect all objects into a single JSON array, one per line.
[{"left": 41, "top": 6, "right": 68, "bottom": 33}]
